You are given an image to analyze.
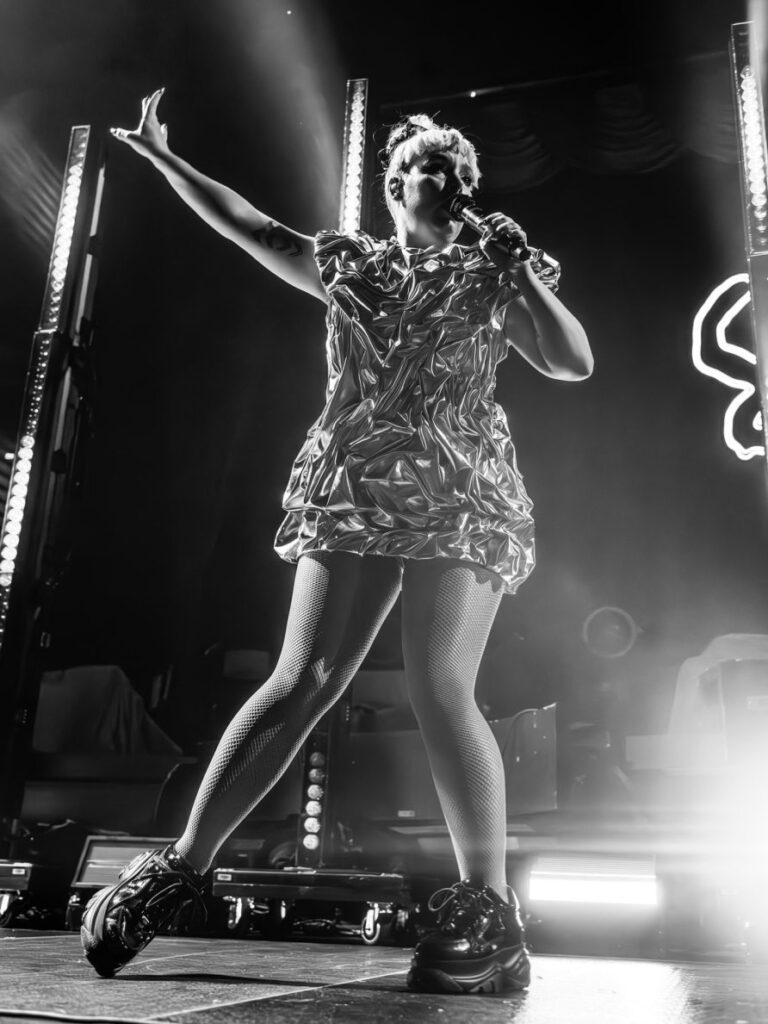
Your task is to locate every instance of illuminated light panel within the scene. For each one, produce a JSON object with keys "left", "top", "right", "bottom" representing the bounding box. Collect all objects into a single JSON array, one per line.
[
  {"left": 303, "top": 816, "right": 321, "bottom": 834},
  {"left": 0, "top": 128, "right": 91, "bottom": 644},
  {"left": 40, "top": 129, "right": 89, "bottom": 332},
  {"left": 528, "top": 858, "right": 658, "bottom": 906},
  {"left": 339, "top": 79, "right": 368, "bottom": 236},
  {"left": 302, "top": 835, "right": 319, "bottom": 850},
  {"left": 732, "top": 25, "right": 768, "bottom": 257},
  {"left": 740, "top": 66, "right": 768, "bottom": 241},
  {"left": 692, "top": 273, "right": 764, "bottom": 461}
]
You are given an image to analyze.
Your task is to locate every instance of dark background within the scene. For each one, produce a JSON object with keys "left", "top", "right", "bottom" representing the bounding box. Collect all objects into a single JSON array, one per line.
[{"left": 0, "top": 0, "right": 765, "bottom": 747}]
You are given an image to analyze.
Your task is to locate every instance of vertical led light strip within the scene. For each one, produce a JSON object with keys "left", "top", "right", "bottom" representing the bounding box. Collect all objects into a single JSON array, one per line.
[
  {"left": 734, "top": 58, "right": 768, "bottom": 255},
  {"left": 730, "top": 23, "right": 768, "bottom": 467},
  {"left": 339, "top": 78, "right": 368, "bottom": 234},
  {"left": 39, "top": 128, "right": 90, "bottom": 331},
  {"left": 289, "top": 80, "right": 369, "bottom": 871},
  {"left": 0, "top": 126, "right": 90, "bottom": 645}
]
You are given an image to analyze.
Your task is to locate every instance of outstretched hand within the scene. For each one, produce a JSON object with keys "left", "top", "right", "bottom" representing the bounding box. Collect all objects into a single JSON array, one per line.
[{"left": 110, "top": 88, "right": 170, "bottom": 158}]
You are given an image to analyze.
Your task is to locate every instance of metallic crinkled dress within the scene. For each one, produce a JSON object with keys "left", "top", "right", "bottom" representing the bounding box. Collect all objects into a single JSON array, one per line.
[{"left": 274, "top": 229, "right": 559, "bottom": 594}]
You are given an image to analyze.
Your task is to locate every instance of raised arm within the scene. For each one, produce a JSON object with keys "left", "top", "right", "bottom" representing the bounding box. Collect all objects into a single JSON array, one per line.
[{"left": 110, "top": 89, "right": 325, "bottom": 302}]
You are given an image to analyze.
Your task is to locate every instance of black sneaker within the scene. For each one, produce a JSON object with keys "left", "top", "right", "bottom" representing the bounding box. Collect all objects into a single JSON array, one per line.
[
  {"left": 80, "top": 844, "right": 206, "bottom": 978},
  {"left": 407, "top": 880, "right": 531, "bottom": 995}
]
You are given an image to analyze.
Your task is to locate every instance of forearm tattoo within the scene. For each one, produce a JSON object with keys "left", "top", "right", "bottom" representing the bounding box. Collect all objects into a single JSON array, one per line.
[{"left": 251, "top": 220, "right": 303, "bottom": 257}]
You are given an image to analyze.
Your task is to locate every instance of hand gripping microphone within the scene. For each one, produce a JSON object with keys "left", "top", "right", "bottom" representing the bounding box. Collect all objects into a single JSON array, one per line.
[
  {"left": 446, "top": 193, "right": 534, "bottom": 261},
  {"left": 445, "top": 192, "right": 563, "bottom": 287}
]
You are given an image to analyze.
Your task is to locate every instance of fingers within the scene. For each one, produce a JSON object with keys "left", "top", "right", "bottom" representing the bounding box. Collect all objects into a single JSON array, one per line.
[
  {"left": 146, "top": 87, "right": 165, "bottom": 119},
  {"left": 110, "top": 88, "right": 166, "bottom": 144},
  {"left": 484, "top": 212, "right": 525, "bottom": 237},
  {"left": 139, "top": 88, "right": 165, "bottom": 125}
]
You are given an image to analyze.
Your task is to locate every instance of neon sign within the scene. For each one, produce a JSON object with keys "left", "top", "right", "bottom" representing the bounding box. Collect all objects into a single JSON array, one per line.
[{"left": 692, "top": 273, "right": 764, "bottom": 461}]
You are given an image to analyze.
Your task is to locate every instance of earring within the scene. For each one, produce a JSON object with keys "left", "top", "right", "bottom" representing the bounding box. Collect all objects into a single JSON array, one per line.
[{"left": 388, "top": 178, "right": 403, "bottom": 201}]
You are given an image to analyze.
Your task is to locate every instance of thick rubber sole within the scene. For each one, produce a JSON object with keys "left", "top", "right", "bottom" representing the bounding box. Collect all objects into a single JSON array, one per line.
[
  {"left": 406, "top": 944, "right": 531, "bottom": 995},
  {"left": 80, "top": 852, "right": 159, "bottom": 978},
  {"left": 80, "top": 886, "right": 136, "bottom": 978}
]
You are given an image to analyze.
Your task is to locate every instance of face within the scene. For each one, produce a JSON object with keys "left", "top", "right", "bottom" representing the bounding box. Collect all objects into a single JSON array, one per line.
[{"left": 393, "top": 148, "right": 477, "bottom": 249}]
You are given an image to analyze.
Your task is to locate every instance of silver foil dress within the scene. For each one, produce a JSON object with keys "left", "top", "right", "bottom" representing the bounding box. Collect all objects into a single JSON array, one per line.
[{"left": 273, "top": 230, "right": 560, "bottom": 594}]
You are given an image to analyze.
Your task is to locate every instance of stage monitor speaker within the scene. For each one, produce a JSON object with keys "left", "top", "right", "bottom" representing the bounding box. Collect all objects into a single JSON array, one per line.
[
  {"left": 342, "top": 706, "right": 557, "bottom": 822},
  {"left": 70, "top": 835, "right": 172, "bottom": 890}
]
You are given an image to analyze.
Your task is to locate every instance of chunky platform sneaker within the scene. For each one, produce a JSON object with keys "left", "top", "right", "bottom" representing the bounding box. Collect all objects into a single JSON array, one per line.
[
  {"left": 80, "top": 844, "right": 206, "bottom": 978},
  {"left": 407, "top": 880, "right": 531, "bottom": 995}
]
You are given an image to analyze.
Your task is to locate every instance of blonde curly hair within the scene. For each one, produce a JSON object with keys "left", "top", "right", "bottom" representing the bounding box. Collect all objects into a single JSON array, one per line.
[{"left": 381, "top": 114, "right": 481, "bottom": 217}]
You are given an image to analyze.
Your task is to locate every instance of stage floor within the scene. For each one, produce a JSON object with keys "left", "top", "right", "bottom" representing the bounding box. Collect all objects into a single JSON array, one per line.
[{"left": 1, "top": 929, "right": 767, "bottom": 1024}]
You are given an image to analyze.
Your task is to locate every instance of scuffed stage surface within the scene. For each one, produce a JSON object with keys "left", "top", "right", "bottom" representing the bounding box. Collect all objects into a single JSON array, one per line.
[{"left": 1, "top": 930, "right": 767, "bottom": 1023}]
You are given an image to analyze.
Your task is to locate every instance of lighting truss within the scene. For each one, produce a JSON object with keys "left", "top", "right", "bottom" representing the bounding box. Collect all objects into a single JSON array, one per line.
[
  {"left": 730, "top": 22, "right": 768, "bottom": 467},
  {"left": 0, "top": 126, "right": 105, "bottom": 849}
]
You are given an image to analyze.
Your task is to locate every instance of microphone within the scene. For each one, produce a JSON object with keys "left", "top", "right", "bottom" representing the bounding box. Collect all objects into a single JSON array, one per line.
[
  {"left": 446, "top": 193, "right": 534, "bottom": 261},
  {"left": 445, "top": 193, "right": 562, "bottom": 283}
]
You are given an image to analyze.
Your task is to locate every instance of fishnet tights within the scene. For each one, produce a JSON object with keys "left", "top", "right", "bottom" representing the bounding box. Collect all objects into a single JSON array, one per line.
[
  {"left": 176, "top": 552, "right": 507, "bottom": 897},
  {"left": 175, "top": 550, "right": 402, "bottom": 873},
  {"left": 402, "top": 559, "right": 507, "bottom": 895}
]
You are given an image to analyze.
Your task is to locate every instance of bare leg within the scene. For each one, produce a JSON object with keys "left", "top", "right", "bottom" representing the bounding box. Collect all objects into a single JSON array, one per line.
[
  {"left": 401, "top": 558, "right": 506, "bottom": 895},
  {"left": 175, "top": 550, "right": 403, "bottom": 873}
]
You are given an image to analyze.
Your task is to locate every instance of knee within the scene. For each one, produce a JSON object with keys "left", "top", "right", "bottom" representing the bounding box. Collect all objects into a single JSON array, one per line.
[
  {"left": 407, "top": 666, "right": 476, "bottom": 724},
  {"left": 266, "top": 658, "right": 352, "bottom": 712}
]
